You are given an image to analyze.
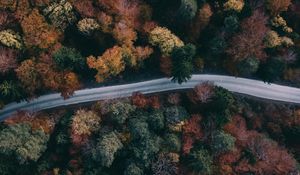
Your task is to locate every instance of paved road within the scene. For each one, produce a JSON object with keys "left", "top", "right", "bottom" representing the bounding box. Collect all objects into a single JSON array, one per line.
[{"left": 1, "top": 74, "right": 300, "bottom": 120}]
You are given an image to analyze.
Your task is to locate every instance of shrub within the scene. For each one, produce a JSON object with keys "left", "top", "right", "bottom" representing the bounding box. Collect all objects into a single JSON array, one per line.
[
  {"left": 53, "top": 46, "right": 85, "bottom": 71},
  {"left": 177, "top": 0, "right": 198, "bottom": 21},
  {"left": 171, "top": 44, "right": 196, "bottom": 84}
]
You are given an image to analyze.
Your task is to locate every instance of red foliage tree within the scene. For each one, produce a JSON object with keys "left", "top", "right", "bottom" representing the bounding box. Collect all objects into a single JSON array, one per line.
[
  {"left": 182, "top": 115, "right": 204, "bottom": 154},
  {"left": 226, "top": 10, "right": 269, "bottom": 61},
  {"left": 131, "top": 92, "right": 148, "bottom": 108},
  {"left": 266, "top": 0, "right": 291, "bottom": 16},
  {"left": 0, "top": 47, "right": 17, "bottom": 74},
  {"left": 187, "top": 82, "right": 214, "bottom": 104},
  {"left": 148, "top": 95, "right": 160, "bottom": 109},
  {"left": 73, "top": 0, "right": 96, "bottom": 18},
  {"left": 167, "top": 93, "right": 181, "bottom": 105}
]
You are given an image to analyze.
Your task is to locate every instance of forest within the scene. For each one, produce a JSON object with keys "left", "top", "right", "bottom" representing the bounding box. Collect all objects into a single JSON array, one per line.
[
  {"left": 0, "top": 83, "right": 299, "bottom": 174},
  {"left": 1, "top": 0, "right": 300, "bottom": 107},
  {"left": 1, "top": 0, "right": 300, "bottom": 174}
]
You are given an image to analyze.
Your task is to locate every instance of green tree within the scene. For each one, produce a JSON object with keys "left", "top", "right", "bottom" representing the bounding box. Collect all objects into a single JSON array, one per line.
[
  {"left": 129, "top": 118, "right": 150, "bottom": 140},
  {"left": 92, "top": 131, "right": 123, "bottom": 167},
  {"left": 163, "top": 133, "right": 181, "bottom": 152},
  {"left": 224, "top": 15, "right": 239, "bottom": 33},
  {"left": 211, "top": 130, "right": 236, "bottom": 154},
  {"left": 53, "top": 46, "right": 85, "bottom": 72},
  {"left": 147, "top": 110, "right": 165, "bottom": 132},
  {"left": 171, "top": 44, "right": 196, "bottom": 84},
  {"left": 177, "top": 0, "right": 198, "bottom": 21},
  {"left": 124, "top": 163, "right": 143, "bottom": 175},
  {"left": 237, "top": 57, "right": 260, "bottom": 76},
  {"left": 187, "top": 149, "right": 213, "bottom": 175},
  {"left": 0, "top": 123, "right": 49, "bottom": 164},
  {"left": 0, "top": 81, "right": 24, "bottom": 103},
  {"left": 258, "top": 57, "right": 285, "bottom": 82},
  {"left": 109, "top": 102, "right": 136, "bottom": 126}
]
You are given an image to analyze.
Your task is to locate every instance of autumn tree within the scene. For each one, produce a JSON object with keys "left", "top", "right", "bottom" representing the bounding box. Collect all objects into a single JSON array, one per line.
[
  {"left": 149, "top": 26, "right": 184, "bottom": 57},
  {"left": 226, "top": 10, "right": 269, "bottom": 61},
  {"left": 0, "top": 47, "right": 17, "bottom": 74},
  {"left": 187, "top": 82, "right": 214, "bottom": 104},
  {"left": 160, "top": 56, "right": 172, "bottom": 77},
  {"left": 20, "top": 8, "right": 60, "bottom": 49},
  {"left": 182, "top": 115, "right": 204, "bottom": 154},
  {"left": 87, "top": 46, "right": 125, "bottom": 82},
  {"left": 266, "top": 0, "right": 291, "bottom": 16},
  {"left": 171, "top": 44, "right": 196, "bottom": 84},
  {"left": 15, "top": 59, "right": 42, "bottom": 96},
  {"left": 71, "top": 109, "right": 101, "bottom": 145}
]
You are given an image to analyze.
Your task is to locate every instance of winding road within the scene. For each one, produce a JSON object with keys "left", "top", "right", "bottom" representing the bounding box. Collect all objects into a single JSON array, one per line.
[{"left": 1, "top": 74, "right": 300, "bottom": 120}]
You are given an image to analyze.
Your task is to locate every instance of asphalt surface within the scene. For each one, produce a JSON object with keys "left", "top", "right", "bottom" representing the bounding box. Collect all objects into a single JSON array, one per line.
[{"left": 1, "top": 74, "right": 300, "bottom": 120}]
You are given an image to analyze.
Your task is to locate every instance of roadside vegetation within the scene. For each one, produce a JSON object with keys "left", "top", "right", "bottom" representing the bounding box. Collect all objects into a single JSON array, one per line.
[
  {"left": 1, "top": 0, "right": 300, "bottom": 107},
  {"left": 0, "top": 83, "right": 299, "bottom": 174}
]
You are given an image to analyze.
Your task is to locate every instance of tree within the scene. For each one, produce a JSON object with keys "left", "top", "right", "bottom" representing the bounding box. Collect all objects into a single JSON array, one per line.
[
  {"left": 160, "top": 56, "right": 172, "bottom": 77},
  {"left": 131, "top": 92, "right": 148, "bottom": 108},
  {"left": 187, "top": 82, "right": 214, "bottom": 104},
  {"left": 15, "top": 59, "right": 42, "bottom": 96},
  {"left": 0, "top": 29, "right": 23, "bottom": 49},
  {"left": 211, "top": 130, "right": 236, "bottom": 155},
  {"left": 53, "top": 46, "right": 85, "bottom": 72},
  {"left": 149, "top": 26, "right": 184, "bottom": 57},
  {"left": 163, "top": 133, "right": 181, "bottom": 152},
  {"left": 177, "top": 0, "right": 198, "bottom": 21},
  {"left": 188, "top": 3, "right": 213, "bottom": 42},
  {"left": 77, "top": 18, "right": 100, "bottom": 35},
  {"left": 0, "top": 81, "right": 23, "bottom": 102},
  {"left": 171, "top": 44, "right": 196, "bottom": 84},
  {"left": 147, "top": 110, "right": 165, "bottom": 132},
  {"left": 152, "top": 153, "right": 179, "bottom": 175},
  {"left": 237, "top": 57, "right": 259, "bottom": 76},
  {"left": 129, "top": 118, "right": 150, "bottom": 140},
  {"left": 92, "top": 131, "right": 123, "bottom": 167},
  {"left": 87, "top": 46, "right": 125, "bottom": 82},
  {"left": 43, "top": 0, "right": 77, "bottom": 31},
  {"left": 182, "top": 115, "right": 203, "bottom": 154},
  {"left": 187, "top": 148, "right": 213, "bottom": 175},
  {"left": 124, "top": 162, "right": 143, "bottom": 175},
  {"left": 224, "top": 0, "right": 245, "bottom": 12},
  {"left": 108, "top": 101, "right": 136, "bottom": 126},
  {"left": 20, "top": 9, "right": 60, "bottom": 49},
  {"left": 226, "top": 10, "right": 269, "bottom": 61},
  {"left": 0, "top": 123, "right": 49, "bottom": 164},
  {"left": 266, "top": 0, "right": 291, "bottom": 16},
  {"left": 258, "top": 57, "right": 284, "bottom": 82},
  {"left": 71, "top": 109, "right": 101, "bottom": 145},
  {"left": 0, "top": 47, "right": 17, "bottom": 74},
  {"left": 164, "top": 106, "right": 189, "bottom": 132}
]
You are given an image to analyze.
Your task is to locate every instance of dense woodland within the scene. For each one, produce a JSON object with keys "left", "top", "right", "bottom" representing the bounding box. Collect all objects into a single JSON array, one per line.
[
  {"left": 1, "top": 0, "right": 300, "bottom": 107},
  {"left": 0, "top": 83, "right": 300, "bottom": 175}
]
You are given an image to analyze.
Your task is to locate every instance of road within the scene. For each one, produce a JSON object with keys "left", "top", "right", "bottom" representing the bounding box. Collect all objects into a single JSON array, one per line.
[{"left": 1, "top": 74, "right": 300, "bottom": 120}]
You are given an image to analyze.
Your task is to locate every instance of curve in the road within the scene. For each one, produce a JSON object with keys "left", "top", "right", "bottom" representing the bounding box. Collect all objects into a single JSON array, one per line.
[{"left": 1, "top": 74, "right": 300, "bottom": 120}]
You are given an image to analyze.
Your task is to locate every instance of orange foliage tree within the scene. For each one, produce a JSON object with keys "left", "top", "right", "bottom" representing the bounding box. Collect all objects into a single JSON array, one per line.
[
  {"left": 20, "top": 8, "right": 60, "bottom": 49},
  {"left": 15, "top": 59, "right": 42, "bottom": 96},
  {"left": 266, "top": 0, "right": 291, "bottom": 16},
  {"left": 87, "top": 46, "right": 125, "bottom": 82}
]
